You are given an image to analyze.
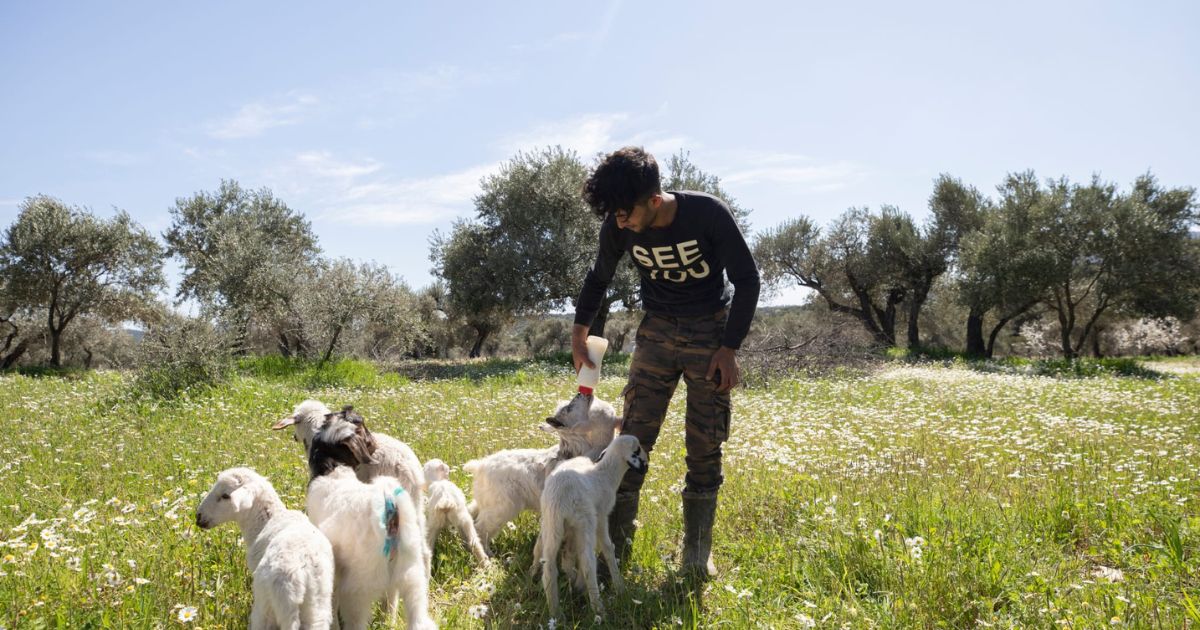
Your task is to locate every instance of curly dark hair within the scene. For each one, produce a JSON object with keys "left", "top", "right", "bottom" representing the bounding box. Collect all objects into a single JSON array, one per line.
[{"left": 582, "top": 146, "right": 661, "bottom": 219}]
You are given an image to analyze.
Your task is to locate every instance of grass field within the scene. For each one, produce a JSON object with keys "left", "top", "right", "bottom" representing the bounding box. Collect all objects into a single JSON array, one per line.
[{"left": 1, "top": 356, "right": 1198, "bottom": 629}]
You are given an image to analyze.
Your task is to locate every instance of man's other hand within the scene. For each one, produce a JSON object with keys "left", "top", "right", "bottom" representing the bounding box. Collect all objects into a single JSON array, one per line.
[{"left": 705, "top": 346, "right": 740, "bottom": 393}]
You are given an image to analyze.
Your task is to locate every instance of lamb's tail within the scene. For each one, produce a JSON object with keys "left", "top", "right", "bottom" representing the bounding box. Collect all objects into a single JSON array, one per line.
[{"left": 382, "top": 486, "right": 407, "bottom": 559}]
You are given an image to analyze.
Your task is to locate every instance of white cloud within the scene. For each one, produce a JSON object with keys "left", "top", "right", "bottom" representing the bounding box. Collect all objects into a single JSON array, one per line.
[
  {"left": 207, "top": 93, "right": 317, "bottom": 139},
  {"left": 498, "top": 113, "right": 629, "bottom": 157},
  {"left": 260, "top": 113, "right": 698, "bottom": 226},
  {"left": 293, "top": 151, "right": 382, "bottom": 181},
  {"left": 262, "top": 150, "right": 490, "bottom": 226},
  {"left": 723, "top": 152, "right": 865, "bottom": 193},
  {"left": 331, "top": 166, "right": 493, "bottom": 225},
  {"left": 497, "top": 112, "right": 693, "bottom": 161}
]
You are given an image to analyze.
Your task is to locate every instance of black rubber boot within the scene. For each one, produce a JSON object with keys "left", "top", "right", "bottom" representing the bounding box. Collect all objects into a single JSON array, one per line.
[
  {"left": 681, "top": 494, "right": 718, "bottom": 578},
  {"left": 609, "top": 493, "right": 640, "bottom": 563}
]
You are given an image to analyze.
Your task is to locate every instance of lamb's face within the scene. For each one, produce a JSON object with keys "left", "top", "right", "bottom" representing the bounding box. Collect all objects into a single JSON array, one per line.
[
  {"left": 541, "top": 393, "right": 593, "bottom": 432},
  {"left": 196, "top": 467, "right": 258, "bottom": 529},
  {"left": 608, "top": 435, "right": 648, "bottom": 474},
  {"left": 423, "top": 459, "right": 450, "bottom": 483},
  {"left": 540, "top": 394, "right": 621, "bottom": 457},
  {"left": 272, "top": 399, "right": 332, "bottom": 450}
]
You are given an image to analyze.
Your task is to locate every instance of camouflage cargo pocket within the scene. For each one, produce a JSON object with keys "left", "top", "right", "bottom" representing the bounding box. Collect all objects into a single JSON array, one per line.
[
  {"left": 620, "top": 381, "right": 637, "bottom": 422},
  {"left": 711, "top": 395, "right": 731, "bottom": 443}
]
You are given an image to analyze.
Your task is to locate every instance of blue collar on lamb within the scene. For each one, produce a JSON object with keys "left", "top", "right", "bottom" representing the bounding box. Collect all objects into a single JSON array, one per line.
[{"left": 381, "top": 486, "right": 406, "bottom": 557}]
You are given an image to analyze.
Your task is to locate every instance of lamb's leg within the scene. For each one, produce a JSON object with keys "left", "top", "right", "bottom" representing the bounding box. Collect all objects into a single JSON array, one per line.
[
  {"left": 455, "top": 508, "right": 490, "bottom": 566},
  {"left": 329, "top": 590, "right": 341, "bottom": 630},
  {"left": 597, "top": 516, "right": 624, "bottom": 593},
  {"left": 528, "top": 531, "right": 544, "bottom": 578},
  {"left": 579, "top": 526, "right": 604, "bottom": 615},
  {"left": 399, "top": 558, "right": 436, "bottom": 630},
  {"left": 540, "top": 517, "right": 563, "bottom": 619},
  {"left": 474, "top": 504, "right": 518, "bottom": 556},
  {"left": 301, "top": 595, "right": 334, "bottom": 630},
  {"left": 425, "top": 510, "right": 444, "bottom": 559},
  {"left": 278, "top": 608, "right": 302, "bottom": 630},
  {"left": 384, "top": 584, "right": 400, "bottom": 627},
  {"left": 249, "top": 597, "right": 270, "bottom": 630},
  {"left": 412, "top": 488, "right": 433, "bottom": 580},
  {"left": 561, "top": 531, "right": 583, "bottom": 591},
  {"left": 337, "top": 588, "right": 372, "bottom": 630}
]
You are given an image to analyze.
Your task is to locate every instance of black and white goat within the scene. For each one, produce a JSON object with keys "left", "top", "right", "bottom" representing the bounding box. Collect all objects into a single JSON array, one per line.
[
  {"left": 274, "top": 399, "right": 431, "bottom": 574},
  {"left": 306, "top": 406, "right": 435, "bottom": 630}
]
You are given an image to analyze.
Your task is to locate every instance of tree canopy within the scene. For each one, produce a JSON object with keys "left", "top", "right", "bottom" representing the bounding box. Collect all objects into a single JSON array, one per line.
[{"left": 0, "top": 195, "right": 164, "bottom": 366}]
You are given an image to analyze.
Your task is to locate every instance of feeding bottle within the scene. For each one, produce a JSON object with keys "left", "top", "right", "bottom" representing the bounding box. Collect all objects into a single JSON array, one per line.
[{"left": 576, "top": 335, "right": 609, "bottom": 395}]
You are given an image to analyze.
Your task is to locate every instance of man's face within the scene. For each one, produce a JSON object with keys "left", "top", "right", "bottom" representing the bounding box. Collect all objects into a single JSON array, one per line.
[{"left": 614, "top": 195, "right": 659, "bottom": 233}]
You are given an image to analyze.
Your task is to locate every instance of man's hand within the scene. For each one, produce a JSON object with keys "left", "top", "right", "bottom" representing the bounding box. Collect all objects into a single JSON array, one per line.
[
  {"left": 705, "top": 346, "right": 740, "bottom": 393},
  {"left": 571, "top": 324, "right": 594, "bottom": 374}
]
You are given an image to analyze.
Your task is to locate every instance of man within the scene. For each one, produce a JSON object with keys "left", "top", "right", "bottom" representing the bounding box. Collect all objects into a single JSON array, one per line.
[{"left": 571, "top": 146, "right": 760, "bottom": 578}]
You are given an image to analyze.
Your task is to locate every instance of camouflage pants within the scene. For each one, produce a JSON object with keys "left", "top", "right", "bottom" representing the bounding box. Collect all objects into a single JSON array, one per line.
[{"left": 617, "top": 310, "right": 731, "bottom": 500}]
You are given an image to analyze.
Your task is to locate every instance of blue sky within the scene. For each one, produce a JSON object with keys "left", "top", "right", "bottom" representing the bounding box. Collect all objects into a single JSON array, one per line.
[{"left": 2, "top": 1, "right": 1197, "bottom": 306}]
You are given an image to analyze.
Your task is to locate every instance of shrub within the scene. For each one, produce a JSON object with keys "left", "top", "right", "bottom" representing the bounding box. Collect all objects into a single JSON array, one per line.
[{"left": 127, "top": 314, "right": 234, "bottom": 401}]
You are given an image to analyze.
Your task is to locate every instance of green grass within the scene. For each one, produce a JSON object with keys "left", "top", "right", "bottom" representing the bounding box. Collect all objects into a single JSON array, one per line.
[{"left": 1, "top": 358, "right": 1198, "bottom": 628}]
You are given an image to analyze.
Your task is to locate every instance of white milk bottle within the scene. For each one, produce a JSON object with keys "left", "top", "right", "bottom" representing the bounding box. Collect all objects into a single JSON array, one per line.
[{"left": 576, "top": 335, "right": 609, "bottom": 395}]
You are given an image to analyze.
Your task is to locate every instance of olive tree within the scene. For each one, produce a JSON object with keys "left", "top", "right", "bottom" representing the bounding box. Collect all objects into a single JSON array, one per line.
[
  {"left": 164, "top": 180, "right": 320, "bottom": 355},
  {"left": 755, "top": 208, "right": 908, "bottom": 346},
  {"left": 0, "top": 195, "right": 164, "bottom": 367}
]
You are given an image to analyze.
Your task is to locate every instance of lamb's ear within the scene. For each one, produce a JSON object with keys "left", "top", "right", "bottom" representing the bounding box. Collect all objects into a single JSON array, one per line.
[
  {"left": 229, "top": 486, "right": 254, "bottom": 512},
  {"left": 271, "top": 416, "right": 296, "bottom": 430}
]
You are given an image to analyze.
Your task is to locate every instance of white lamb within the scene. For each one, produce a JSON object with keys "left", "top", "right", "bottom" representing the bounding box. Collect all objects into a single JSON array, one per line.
[
  {"left": 306, "top": 406, "right": 436, "bottom": 630},
  {"left": 422, "top": 459, "right": 489, "bottom": 566},
  {"left": 196, "top": 467, "right": 334, "bottom": 630},
  {"left": 274, "top": 399, "right": 431, "bottom": 574},
  {"left": 533, "top": 434, "right": 648, "bottom": 618},
  {"left": 465, "top": 393, "right": 621, "bottom": 554}
]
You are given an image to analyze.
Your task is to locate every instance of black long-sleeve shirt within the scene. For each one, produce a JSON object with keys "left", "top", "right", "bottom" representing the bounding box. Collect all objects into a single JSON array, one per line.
[{"left": 574, "top": 190, "right": 761, "bottom": 349}]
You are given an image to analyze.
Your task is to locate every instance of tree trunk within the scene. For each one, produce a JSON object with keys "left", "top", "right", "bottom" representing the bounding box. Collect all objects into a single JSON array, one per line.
[
  {"left": 1058, "top": 317, "right": 1075, "bottom": 359},
  {"left": 1, "top": 339, "right": 30, "bottom": 370},
  {"left": 50, "top": 328, "right": 63, "bottom": 368},
  {"left": 1090, "top": 326, "right": 1103, "bottom": 358},
  {"left": 876, "top": 288, "right": 904, "bottom": 347},
  {"left": 469, "top": 327, "right": 489, "bottom": 358},
  {"left": 613, "top": 330, "right": 629, "bottom": 354},
  {"left": 83, "top": 347, "right": 94, "bottom": 369},
  {"left": 320, "top": 326, "right": 343, "bottom": 365},
  {"left": 906, "top": 282, "right": 931, "bottom": 350},
  {"left": 1052, "top": 287, "right": 1077, "bottom": 359},
  {"left": 965, "top": 311, "right": 986, "bottom": 358},
  {"left": 277, "top": 333, "right": 292, "bottom": 357},
  {"left": 906, "top": 299, "right": 921, "bottom": 349}
]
